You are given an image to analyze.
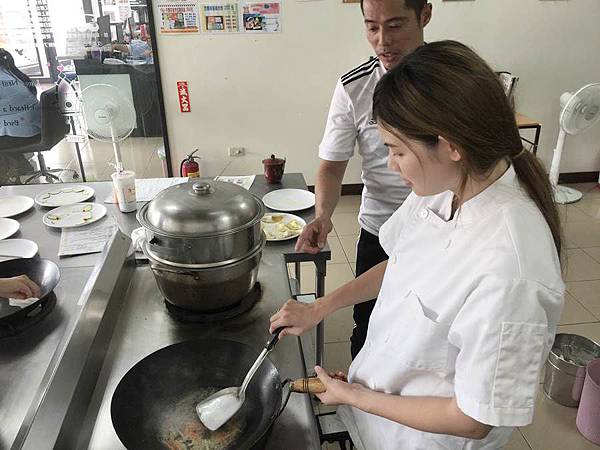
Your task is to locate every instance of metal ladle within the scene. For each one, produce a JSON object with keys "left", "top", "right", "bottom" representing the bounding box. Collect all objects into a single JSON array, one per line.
[{"left": 196, "top": 328, "right": 284, "bottom": 431}]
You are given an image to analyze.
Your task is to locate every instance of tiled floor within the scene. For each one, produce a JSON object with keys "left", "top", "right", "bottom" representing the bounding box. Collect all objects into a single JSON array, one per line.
[
  {"left": 34, "top": 136, "right": 166, "bottom": 182},
  {"left": 312, "top": 184, "right": 600, "bottom": 449}
]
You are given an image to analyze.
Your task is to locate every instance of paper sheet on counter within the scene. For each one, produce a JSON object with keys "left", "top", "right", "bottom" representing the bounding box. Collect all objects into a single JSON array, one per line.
[
  {"left": 214, "top": 175, "right": 255, "bottom": 190},
  {"left": 104, "top": 177, "right": 189, "bottom": 203},
  {"left": 58, "top": 218, "right": 118, "bottom": 257}
]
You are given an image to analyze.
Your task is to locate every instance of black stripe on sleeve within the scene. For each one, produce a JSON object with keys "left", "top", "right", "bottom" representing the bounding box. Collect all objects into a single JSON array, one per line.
[
  {"left": 341, "top": 57, "right": 378, "bottom": 83},
  {"left": 342, "top": 64, "right": 379, "bottom": 87}
]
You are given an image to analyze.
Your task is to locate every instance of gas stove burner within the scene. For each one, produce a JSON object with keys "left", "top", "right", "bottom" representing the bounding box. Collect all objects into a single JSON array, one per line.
[
  {"left": 0, "top": 292, "right": 57, "bottom": 338},
  {"left": 164, "top": 282, "right": 261, "bottom": 323}
]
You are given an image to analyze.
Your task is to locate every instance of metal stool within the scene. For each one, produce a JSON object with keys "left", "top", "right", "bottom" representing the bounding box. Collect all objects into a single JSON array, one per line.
[{"left": 318, "top": 411, "right": 354, "bottom": 450}]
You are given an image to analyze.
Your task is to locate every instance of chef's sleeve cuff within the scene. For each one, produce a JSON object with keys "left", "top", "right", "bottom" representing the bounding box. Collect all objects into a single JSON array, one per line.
[{"left": 455, "top": 391, "right": 535, "bottom": 428}]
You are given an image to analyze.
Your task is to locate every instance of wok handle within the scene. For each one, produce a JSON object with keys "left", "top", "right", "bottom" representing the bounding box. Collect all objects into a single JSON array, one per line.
[
  {"left": 289, "top": 377, "right": 326, "bottom": 394},
  {"left": 265, "top": 327, "right": 285, "bottom": 351},
  {"left": 276, "top": 377, "right": 326, "bottom": 419}
]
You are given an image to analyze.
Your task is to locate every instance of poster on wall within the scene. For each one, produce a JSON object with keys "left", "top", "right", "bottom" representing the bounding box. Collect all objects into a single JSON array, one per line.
[
  {"left": 241, "top": 2, "right": 282, "bottom": 33},
  {"left": 157, "top": 0, "right": 200, "bottom": 33},
  {"left": 200, "top": 3, "right": 240, "bottom": 33},
  {"left": 177, "top": 81, "right": 191, "bottom": 112}
]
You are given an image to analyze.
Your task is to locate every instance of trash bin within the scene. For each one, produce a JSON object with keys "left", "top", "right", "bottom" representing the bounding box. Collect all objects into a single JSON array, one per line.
[{"left": 543, "top": 334, "right": 600, "bottom": 407}]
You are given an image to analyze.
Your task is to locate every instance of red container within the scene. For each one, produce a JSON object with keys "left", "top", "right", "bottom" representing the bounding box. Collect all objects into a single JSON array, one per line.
[{"left": 262, "top": 154, "right": 285, "bottom": 184}]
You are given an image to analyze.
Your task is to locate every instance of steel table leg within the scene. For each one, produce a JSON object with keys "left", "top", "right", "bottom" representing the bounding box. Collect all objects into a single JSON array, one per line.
[
  {"left": 533, "top": 125, "right": 541, "bottom": 155},
  {"left": 70, "top": 116, "right": 86, "bottom": 181},
  {"left": 295, "top": 261, "right": 301, "bottom": 286},
  {"left": 315, "top": 260, "right": 327, "bottom": 368}
]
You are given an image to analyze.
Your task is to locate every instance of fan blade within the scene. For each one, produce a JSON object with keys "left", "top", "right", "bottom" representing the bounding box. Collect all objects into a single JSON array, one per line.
[
  {"left": 560, "top": 83, "right": 600, "bottom": 134},
  {"left": 81, "top": 84, "right": 137, "bottom": 142}
]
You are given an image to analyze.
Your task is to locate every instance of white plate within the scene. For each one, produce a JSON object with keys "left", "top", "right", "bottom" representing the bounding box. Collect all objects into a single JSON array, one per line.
[
  {"left": 35, "top": 185, "right": 95, "bottom": 207},
  {"left": 262, "top": 189, "right": 316, "bottom": 212},
  {"left": 42, "top": 202, "right": 107, "bottom": 228},
  {"left": 261, "top": 213, "right": 306, "bottom": 241},
  {"left": 0, "top": 218, "right": 20, "bottom": 240},
  {"left": 0, "top": 239, "right": 38, "bottom": 262},
  {"left": 0, "top": 195, "right": 34, "bottom": 218}
]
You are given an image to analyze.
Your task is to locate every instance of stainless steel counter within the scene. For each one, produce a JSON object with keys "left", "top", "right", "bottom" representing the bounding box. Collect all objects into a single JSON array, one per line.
[
  {"left": 1, "top": 181, "right": 138, "bottom": 449},
  {"left": 0, "top": 265, "right": 92, "bottom": 448},
  {"left": 0, "top": 174, "right": 328, "bottom": 450},
  {"left": 82, "top": 258, "right": 320, "bottom": 449},
  {"left": 0, "top": 174, "right": 330, "bottom": 268},
  {"left": 0, "top": 181, "right": 139, "bottom": 269}
]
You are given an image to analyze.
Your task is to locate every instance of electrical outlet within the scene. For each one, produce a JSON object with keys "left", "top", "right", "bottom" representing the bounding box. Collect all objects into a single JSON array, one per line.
[{"left": 228, "top": 146, "right": 245, "bottom": 157}]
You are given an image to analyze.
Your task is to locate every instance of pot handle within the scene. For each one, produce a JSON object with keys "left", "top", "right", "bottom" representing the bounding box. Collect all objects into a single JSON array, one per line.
[
  {"left": 139, "top": 236, "right": 150, "bottom": 260},
  {"left": 277, "top": 377, "right": 326, "bottom": 418},
  {"left": 139, "top": 239, "right": 195, "bottom": 275}
]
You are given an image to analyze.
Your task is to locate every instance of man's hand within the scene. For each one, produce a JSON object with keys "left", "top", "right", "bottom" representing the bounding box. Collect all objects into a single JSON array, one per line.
[
  {"left": 295, "top": 216, "right": 333, "bottom": 254},
  {"left": 269, "top": 299, "right": 325, "bottom": 338},
  {"left": 0, "top": 275, "right": 42, "bottom": 300}
]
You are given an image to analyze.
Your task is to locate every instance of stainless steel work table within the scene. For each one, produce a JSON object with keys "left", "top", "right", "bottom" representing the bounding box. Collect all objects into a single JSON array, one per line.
[
  {"left": 0, "top": 173, "right": 329, "bottom": 449},
  {"left": 0, "top": 265, "right": 93, "bottom": 447}
]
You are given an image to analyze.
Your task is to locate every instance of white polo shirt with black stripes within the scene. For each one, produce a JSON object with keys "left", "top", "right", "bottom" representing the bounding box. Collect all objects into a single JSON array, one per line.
[{"left": 318, "top": 57, "right": 411, "bottom": 237}]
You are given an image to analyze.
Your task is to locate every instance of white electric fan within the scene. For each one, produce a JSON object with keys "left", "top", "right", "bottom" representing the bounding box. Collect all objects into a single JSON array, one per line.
[
  {"left": 80, "top": 84, "right": 136, "bottom": 173},
  {"left": 549, "top": 83, "right": 600, "bottom": 204}
]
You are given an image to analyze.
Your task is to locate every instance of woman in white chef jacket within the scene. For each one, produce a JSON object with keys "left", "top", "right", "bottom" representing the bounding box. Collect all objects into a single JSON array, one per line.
[{"left": 270, "top": 40, "right": 564, "bottom": 450}]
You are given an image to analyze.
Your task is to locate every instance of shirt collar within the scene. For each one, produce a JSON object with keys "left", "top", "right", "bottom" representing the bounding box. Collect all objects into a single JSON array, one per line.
[
  {"left": 456, "top": 164, "right": 520, "bottom": 225},
  {"left": 424, "top": 164, "right": 521, "bottom": 226}
]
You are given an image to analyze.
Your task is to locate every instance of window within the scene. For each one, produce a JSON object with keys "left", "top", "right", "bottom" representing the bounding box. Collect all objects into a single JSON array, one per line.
[{"left": 0, "top": 0, "right": 171, "bottom": 186}]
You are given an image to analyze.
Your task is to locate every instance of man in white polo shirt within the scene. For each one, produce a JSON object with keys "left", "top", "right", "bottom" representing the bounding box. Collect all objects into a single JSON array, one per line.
[{"left": 295, "top": 0, "right": 432, "bottom": 358}]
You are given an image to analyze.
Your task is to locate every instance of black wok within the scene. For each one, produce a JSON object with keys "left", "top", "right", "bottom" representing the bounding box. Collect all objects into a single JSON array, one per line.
[
  {"left": 111, "top": 339, "right": 297, "bottom": 450},
  {"left": 0, "top": 258, "right": 60, "bottom": 326}
]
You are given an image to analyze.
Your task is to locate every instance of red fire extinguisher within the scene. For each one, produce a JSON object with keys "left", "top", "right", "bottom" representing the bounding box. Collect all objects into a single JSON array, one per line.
[{"left": 180, "top": 149, "right": 200, "bottom": 178}]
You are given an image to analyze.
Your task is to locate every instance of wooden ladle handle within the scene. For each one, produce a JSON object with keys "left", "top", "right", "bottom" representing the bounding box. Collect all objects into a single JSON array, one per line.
[{"left": 289, "top": 377, "right": 326, "bottom": 393}]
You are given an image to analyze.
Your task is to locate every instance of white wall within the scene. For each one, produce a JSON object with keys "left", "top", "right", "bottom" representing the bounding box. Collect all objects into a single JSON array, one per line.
[{"left": 153, "top": 0, "right": 600, "bottom": 184}]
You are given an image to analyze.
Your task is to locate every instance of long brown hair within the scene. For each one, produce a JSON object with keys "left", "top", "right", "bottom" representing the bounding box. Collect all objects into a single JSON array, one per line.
[{"left": 373, "top": 40, "right": 562, "bottom": 259}]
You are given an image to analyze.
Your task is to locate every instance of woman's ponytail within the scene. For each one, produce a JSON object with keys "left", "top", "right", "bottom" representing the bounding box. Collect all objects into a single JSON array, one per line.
[{"left": 512, "top": 149, "right": 563, "bottom": 259}]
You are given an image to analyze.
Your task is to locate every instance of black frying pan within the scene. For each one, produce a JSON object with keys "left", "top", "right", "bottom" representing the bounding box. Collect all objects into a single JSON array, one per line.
[
  {"left": 111, "top": 339, "right": 292, "bottom": 450},
  {"left": 0, "top": 258, "right": 60, "bottom": 325}
]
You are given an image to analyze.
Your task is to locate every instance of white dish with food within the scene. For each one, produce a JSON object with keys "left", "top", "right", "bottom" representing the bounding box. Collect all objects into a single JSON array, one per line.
[
  {"left": 0, "top": 195, "right": 34, "bottom": 218},
  {"left": 0, "top": 218, "right": 20, "bottom": 240},
  {"left": 262, "top": 189, "right": 315, "bottom": 212},
  {"left": 35, "top": 185, "right": 95, "bottom": 207},
  {"left": 42, "top": 202, "right": 107, "bottom": 228},
  {"left": 0, "top": 239, "right": 38, "bottom": 262},
  {"left": 261, "top": 213, "right": 306, "bottom": 241}
]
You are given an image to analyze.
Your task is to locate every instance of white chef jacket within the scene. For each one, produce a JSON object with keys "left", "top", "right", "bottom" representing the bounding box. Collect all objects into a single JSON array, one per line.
[
  {"left": 337, "top": 165, "right": 564, "bottom": 450},
  {"left": 318, "top": 58, "right": 410, "bottom": 236}
]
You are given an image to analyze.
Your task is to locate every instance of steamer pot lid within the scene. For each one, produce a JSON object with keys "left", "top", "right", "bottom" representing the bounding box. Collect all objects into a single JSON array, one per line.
[{"left": 140, "top": 180, "right": 263, "bottom": 236}]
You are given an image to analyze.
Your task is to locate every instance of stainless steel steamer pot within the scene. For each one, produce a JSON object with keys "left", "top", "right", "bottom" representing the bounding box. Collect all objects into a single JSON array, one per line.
[{"left": 137, "top": 181, "right": 265, "bottom": 312}]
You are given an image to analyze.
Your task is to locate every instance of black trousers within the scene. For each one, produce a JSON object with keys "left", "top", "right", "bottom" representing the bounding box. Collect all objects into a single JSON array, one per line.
[{"left": 350, "top": 228, "right": 389, "bottom": 359}]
